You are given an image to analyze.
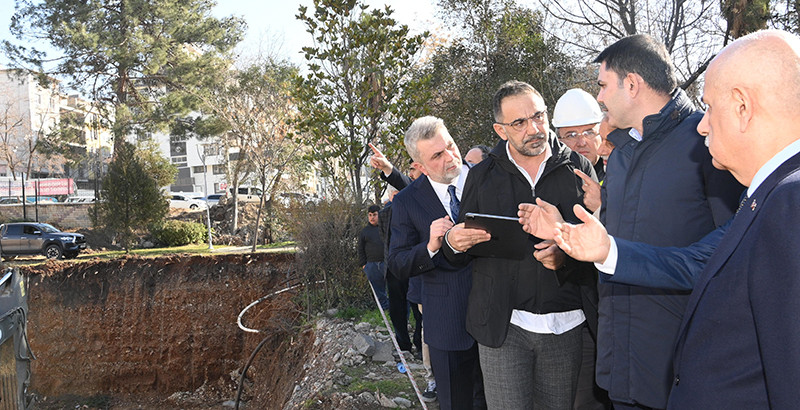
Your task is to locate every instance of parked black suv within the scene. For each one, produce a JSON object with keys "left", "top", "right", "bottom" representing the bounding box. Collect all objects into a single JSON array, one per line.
[{"left": 0, "top": 223, "right": 86, "bottom": 259}]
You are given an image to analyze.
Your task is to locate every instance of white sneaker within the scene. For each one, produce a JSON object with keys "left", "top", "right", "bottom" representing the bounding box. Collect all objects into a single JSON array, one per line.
[{"left": 422, "top": 380, "right": 437, "bottom": 402}]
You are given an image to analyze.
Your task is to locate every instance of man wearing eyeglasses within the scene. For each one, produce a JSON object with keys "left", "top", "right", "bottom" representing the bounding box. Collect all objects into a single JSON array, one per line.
[
  {"left": 442, "top": 80, "right": 599, "bottom": 409},
  {"left": 552, "top": 88, "right": 607, "bottom": 215},
  {"left": 552, "top": 88, "right": 606, "bottom": 183}
]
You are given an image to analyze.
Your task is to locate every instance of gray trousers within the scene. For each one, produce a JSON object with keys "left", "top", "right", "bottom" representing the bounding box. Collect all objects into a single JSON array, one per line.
[{"left": 479, "top": 323, "right": 582, "bottom": 409}]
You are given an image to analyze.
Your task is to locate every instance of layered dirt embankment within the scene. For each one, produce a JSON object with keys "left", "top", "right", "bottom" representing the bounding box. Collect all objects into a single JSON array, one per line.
[{"left": 19, "top": 252, "right": 313, "bottom": 408}]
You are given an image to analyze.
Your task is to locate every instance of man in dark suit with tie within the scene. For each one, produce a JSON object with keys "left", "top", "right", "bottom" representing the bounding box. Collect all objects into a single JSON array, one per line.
[
  {"left": 538, "top": 29, "right": 800, "bottom": 409},
  {"left": 387, "top": 115, "right": 478, "bottom": 410}
]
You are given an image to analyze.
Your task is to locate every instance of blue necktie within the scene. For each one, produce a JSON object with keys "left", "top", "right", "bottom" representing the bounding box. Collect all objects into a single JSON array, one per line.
[{"left": 448, "top": 185, "right": 460, "bottom": 220}]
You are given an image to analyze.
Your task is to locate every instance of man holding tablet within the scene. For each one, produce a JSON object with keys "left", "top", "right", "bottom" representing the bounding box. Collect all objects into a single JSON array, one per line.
[{"left": 443, "top": 80, "right": 599, "bottom": 409}]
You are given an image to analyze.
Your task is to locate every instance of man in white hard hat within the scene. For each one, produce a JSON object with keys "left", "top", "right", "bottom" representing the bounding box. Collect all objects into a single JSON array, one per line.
[
  {"left": 552, "top": 88, "right": 606, "bottom": 182},
  {"left": 552, "top": 91, "right": 611, "bottom": 410}
]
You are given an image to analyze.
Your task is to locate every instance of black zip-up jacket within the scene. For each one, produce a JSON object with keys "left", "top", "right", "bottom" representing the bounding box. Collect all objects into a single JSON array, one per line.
[
  {"left": 443, "top": 133, "right": 599, "bottom": 348},
  {"left": 357, "top": 224, "right": 384, "bottom": 266}
]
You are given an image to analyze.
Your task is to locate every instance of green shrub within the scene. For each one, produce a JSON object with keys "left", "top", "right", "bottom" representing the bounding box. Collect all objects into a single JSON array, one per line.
[
  {"left": 291, "top": 200, "right": 372, "bottom": 314},
  {"left": 151, "top": 220, "right": 208, "bottom": 247}
]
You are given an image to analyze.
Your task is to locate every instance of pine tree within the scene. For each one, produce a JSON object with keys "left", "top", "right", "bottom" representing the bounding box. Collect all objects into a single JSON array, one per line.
[
  {"left": 94, "top": 141, "right": 168, "bottom": 251},
  {"left": 4, "top": 0, "right": 245, "bottom": 148}
]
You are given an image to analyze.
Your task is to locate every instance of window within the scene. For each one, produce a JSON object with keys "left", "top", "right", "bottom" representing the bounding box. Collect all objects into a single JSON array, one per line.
[
  {"left": 202, "top": 144, "right": 221, "bottom": 156},
  {"left": 192, "top": 166, "right": 206, "bottom": 173},
  {"left": 170, "top": 141, "right": 187, "bottom": 156},
  {"left": 212, "top": 165, "right": 225, "bottom": 175}
]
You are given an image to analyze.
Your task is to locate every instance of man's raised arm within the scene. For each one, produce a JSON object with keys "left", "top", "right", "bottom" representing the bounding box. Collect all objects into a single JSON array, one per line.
[{"left": 554, "top": 203, "right": 726, "bottom": 291}]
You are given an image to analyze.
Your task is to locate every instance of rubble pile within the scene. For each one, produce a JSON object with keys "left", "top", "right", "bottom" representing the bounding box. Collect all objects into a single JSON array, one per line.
[{"left": 284, "top": 316, "right": 436, "bottom": 410}]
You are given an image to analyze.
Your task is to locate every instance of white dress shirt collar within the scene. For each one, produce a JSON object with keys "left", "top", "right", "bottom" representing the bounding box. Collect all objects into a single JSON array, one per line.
[
  {"left": 629, "top": 128, "right": 643, "bottom": 142},
  {"left": 505, "top": 139, "right": 552, "bottom": 193},
  {"left": 747, "top": 138, "right": 800, "bottom": 196},
  {"left": 428, "top": 164, "right": 469, "bottom": 219}
]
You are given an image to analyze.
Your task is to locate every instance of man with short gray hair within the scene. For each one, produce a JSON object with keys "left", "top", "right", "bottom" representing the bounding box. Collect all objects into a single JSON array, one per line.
[
  {"left": 464, "top": 145, "right": 490, "bottom": 165},
  {"left": 387, "top": 116, "right": 479, "bottom": 410}
]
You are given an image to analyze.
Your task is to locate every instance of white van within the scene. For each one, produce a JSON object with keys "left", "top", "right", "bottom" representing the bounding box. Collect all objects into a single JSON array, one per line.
[{"left": 228, "top": 186, "right": 263, "bottom": 203}]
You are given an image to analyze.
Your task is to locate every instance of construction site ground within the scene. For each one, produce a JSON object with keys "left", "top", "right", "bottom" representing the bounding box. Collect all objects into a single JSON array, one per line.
[{"left": 16, "top": 251, "right": 436, "bottom": 409}]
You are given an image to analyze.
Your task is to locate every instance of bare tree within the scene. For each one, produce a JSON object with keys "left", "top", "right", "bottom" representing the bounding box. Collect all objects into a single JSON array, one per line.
[
  {"left": 198, "top": 53, "right": 302, "bottom": 245},
  {"left": 0, "top": 70, "right": 64, "bottom": 181},
  {"left": 0, "top": 94, "right": 26, "bottom": 180},
  {"left": 539, "top": 0, "right": 729, "bottom": 90}
]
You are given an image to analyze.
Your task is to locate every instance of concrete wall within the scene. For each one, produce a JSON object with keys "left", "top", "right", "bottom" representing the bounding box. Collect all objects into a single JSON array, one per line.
[{"left": 0, "top": 203, "right": 93, "bottom": 229}]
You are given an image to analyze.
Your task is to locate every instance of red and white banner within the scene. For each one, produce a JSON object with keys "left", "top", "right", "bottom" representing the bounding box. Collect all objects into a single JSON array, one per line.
[{"left": 0, "top": 178, "right": 76, "bottom": 196}]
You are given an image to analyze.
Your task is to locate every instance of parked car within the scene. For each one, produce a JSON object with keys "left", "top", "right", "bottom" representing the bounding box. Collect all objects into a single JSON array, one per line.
[
  {"left": 0, "top": 197, "right": 58, "bottom": 204},
  {"left": 169, "top": 194, "right": 207, "bottom": 210},
  {"left": 0, "top": 222, "right": 86, "bottom": 259},
  {"left": 276, "top": 192, "right": 319, "bottom": 207},
  {"left": 26, "top": 196, "right": 58, "bottom": 203},
  {"left": 196, "top": 193, "right": 224, "bottom": 206},
  {"left": 65, "top": 196, "right": 96, "bottom": 203}
]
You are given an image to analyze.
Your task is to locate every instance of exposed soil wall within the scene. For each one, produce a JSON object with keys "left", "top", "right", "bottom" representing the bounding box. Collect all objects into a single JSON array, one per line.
[{"left": 18, "top": 252, "right": 313, "bottom": 408}]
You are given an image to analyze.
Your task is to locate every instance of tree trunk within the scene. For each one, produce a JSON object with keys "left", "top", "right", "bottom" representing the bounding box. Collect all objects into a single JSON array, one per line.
[
  {"left": 251, "top": 173, "right": 269, "bottom": 252},
  {"left": 232, "top": 182, "right": 239, "bottom": 234}
]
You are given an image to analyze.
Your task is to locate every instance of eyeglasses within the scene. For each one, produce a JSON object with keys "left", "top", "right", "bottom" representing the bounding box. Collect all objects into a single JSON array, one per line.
[
  {"left": 558, "top": 129, "right": 599, "bottom": 142},
  {"left": 496, "top": 109, "right": 548, "bottom": 132}
]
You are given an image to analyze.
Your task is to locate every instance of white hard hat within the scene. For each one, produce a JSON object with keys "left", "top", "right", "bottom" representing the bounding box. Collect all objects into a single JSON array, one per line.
[{"left": 551, "top": 88, "right": 603, "bottom": 128}]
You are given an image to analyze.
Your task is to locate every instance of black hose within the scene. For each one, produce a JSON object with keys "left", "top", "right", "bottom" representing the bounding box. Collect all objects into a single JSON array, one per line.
[{"left": 234, "top": 334, "right": 271, "bottom": 410}]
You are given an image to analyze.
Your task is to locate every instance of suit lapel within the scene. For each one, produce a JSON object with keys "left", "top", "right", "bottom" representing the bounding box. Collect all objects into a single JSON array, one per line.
[
  {"left": 412, "top": 175, "right": 447, "bottom": 219},
  {"left": 676, "top": 152, "right": 800, "bottom": 347}
]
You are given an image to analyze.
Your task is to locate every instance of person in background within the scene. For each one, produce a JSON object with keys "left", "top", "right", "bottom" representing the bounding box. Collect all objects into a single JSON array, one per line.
[
  {"left": 552, "top": 88, "right": 606, "bottom": 181},
  {"left": 596, "top": 116, "right": 615, "bottom": 169},
  {"left": 464, "top": 144, "right": 491, "bottom": 165},
  {"left": 377, "top": 186, "right": 419, "bottom": 356},
  {"left": 357, "top": 204, "right": 389, "bottom": 310}
]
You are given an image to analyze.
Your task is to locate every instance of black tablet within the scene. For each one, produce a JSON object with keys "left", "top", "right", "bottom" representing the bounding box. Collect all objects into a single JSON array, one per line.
[{"left": 463, "top": 212, "right": 530, "bottom": 260}]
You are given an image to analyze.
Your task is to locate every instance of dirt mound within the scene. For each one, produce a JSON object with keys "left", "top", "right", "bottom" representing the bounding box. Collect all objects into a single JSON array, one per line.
[{"left": 19, "top": 252, "right": 314, "bottom": 408}]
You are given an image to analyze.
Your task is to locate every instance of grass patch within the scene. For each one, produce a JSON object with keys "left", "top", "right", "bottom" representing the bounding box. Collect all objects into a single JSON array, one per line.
[
  {"left": 83, "top": 242, "right": 297, "bottom": 260},
  {"left": 344, "top": 366, "right": 411, "bottom": 397},
  {"left": 86, "top": 244, "right": 219, "bottom": 259},
  {"left": 346, "top": 377, "right": 411, "bottom": 397},
  {"left": 359, "top": 309, "right": 388, "bottom": 328},
  {"left": 260, "top": 240, "right": 296, "bottom": 249},
  {"left": 335, "top": 307, "right": 416, "bottom": 331},
  {"left": 335, "top": 306, "right": 363, "bottom": 320}
]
